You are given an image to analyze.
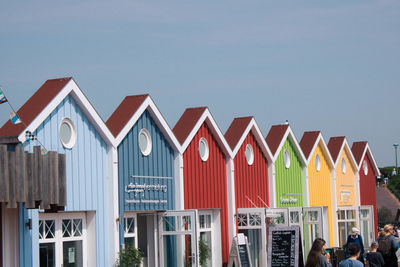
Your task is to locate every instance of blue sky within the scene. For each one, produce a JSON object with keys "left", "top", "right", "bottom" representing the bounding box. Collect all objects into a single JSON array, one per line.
[{"left": 0, "top": 0, "right": 399, "bottom": 167}]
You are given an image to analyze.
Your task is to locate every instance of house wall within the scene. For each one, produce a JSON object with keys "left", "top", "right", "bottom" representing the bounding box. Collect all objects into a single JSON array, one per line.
[
  {"left": 182, "top": 123, "right": 229, "bottom": 264},
  {"left": 275, "top": 139, "right": 304, "bottom": 207},
  {"left": 234, "top": 133, "right": 269, "bottom": 209},
  {"left": 335, "top": 149, "right": 357, "bottom": 207},
  {"left": 307, "top": 142, "right": 334, "bottom": 246},
  {"left": 23, "top": 95, "right": 111, "bottom": 266},
  {"left": 359, "top": 154, "right": 378, "bottom": 237}
]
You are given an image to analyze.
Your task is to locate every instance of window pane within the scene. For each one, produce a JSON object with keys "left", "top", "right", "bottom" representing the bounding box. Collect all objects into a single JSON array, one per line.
[
  {"left": 200, "top": 215, "right": 205, "bottom": 229},
  {"left": 63, "top": 219, "right": 72, "bottom": 237},
  {"left": 290, "top": 211, "right": 299, "bottom": 224},
  {"left": 40, "top": 242, "right": 55, "bottom": 267},
  {"left": 44, "top": 220, "right": 55, "bottom": 239},
  {"left": 200, "top": 232, "right": 212, "bottom": 267},
  {"left": 73, "top": 219, "right": 82, "bottom": 237},
  {"left": 126, "top": 217, "right": 135, "bottom": 234},
  {"left": 206, "top": 215, "right": 212, "bottom": 228},
  {"left": 124, "top": 237, "right": 135, "bottom": 249},
  {"left": 63, "top": 240, "right": 83, "bottom": 267}
]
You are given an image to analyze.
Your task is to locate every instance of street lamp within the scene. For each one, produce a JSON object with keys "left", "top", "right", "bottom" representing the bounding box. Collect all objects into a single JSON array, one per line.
[{"left": 394, "top": 144, "right": 399, "bottom": 174}]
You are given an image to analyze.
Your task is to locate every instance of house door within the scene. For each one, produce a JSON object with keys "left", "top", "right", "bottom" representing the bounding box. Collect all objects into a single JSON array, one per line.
[
  {"left": 236, "top": 208, "right": 267, "bottom": 267},
  {"left": 359, "top": 206, "right": 374, "bottom": 248},
  {"left": 158, "top": 210, "right": 197, "bottom": 267},
  {"left": 303, "top": 207, "right": 323, "bottom": 257}
]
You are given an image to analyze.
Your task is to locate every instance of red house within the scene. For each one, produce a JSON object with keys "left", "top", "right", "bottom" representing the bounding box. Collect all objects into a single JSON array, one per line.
[
  {"left": 173, "top": 107, "right": 233, "bottom": 266},
  {"left": 352, "top": 141, "right": 380, "bottom": 238}
]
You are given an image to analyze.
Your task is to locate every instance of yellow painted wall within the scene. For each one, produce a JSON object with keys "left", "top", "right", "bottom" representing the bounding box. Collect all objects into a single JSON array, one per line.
[
  {"left": 308, "top": 142, "right": 334, "bottom": 246},
  {"left": 335, "top": 148, "right": 357, "bottom": 207}
]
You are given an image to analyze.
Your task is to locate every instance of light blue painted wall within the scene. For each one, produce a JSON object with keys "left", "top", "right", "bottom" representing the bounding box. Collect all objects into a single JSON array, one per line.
[
  {"left": 118, "top": 110, "right": 175, "bottom": 244},
  {"left": 21, "top": 95, "right": 110, "bottom": 267}
]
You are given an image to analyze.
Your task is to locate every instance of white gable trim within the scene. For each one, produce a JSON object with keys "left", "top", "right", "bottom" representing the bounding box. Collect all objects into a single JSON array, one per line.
[
  {"left": 180, "top": 109, "right": 233, "bottom": 158},
  {"left": 332, "top": 138, "right": 358, "bottom": 171},
  {"left": 271, "top": 126, "right": 307, "bottom": 166},
  {"left": 305, "top": 133, "right": 334, "bottom": 170},
  {"left": 114, "top": 96, "right": 181, "bottom": 153},
  {"left": 358, "top": 144, "right": 381, "bottom": 176},
  {"left": 17, "top": 79, "right": 115, "bottom": 147},
  {"left": 231, "top": 118, "right": 273, "bottom": 163}
]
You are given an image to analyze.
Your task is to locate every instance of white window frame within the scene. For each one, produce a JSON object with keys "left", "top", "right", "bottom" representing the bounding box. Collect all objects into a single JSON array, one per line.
[
  {"left": 337, "top": 207, "right": 358, "bottom": 247},
  {"left": 39, "top": 212, "right": 87, "bottom": 267},
  {"left": 198, "top": 211, "right": 215, "bottom": 267},
  {"left": 123, "top": 212, "right": 138, "bottom": 249}
]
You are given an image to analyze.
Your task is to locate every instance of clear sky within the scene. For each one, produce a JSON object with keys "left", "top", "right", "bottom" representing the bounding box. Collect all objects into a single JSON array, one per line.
[{"left": 0, "top": 0, "right": 399, "bottom": 167}]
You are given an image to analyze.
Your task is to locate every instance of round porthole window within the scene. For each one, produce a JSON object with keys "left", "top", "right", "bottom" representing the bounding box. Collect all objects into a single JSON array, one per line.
[
  {"left": 315, "top": 154, "right": 321, "bottom": 172},
  {"left": 245, "top": 144, "right": 254, "bottom": 165},
  {"left": 139, "top": 128, "right": 152, "bottom": 156},
  {"left": 284, "top": 149, "right": 290, "bottom": 168},
  {"left": 199, "top": 138, "right": 209, "bottom": 161},
  {"left": 341, "top": 158, "right": 346, "bottom": 173},
  {"left": 363, "top": 160, "right": 368, "bottom": 175},
  {"left": 59, "top": 118, "right": 76, "bottom": 149}
]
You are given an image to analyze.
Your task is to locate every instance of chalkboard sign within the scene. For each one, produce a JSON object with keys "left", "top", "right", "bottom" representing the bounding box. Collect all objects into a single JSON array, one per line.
[
  {"left": 267, "top": 226, "right": 300, "bottom": 267},
  {"left": 228, "top": 234, "right": 252, "bottom": 267}
]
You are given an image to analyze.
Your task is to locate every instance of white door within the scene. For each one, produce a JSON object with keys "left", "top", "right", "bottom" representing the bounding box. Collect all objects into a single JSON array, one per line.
[
  {"left": 303, "top": 207, "right": 323, "bottom": 257},
  {"left": 237, "top": 208, "right": 266, "bottom": 267},
  {"left": 158, "top": 210, "right": 197, "bottom": 267},
  {"left": 359, "top": 205, "right": 374, "bottom": 248}
]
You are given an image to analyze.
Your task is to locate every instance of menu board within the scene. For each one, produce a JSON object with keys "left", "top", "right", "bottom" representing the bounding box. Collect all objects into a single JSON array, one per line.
[
  {"left": 228, "top": 234, "right": 252, "bottom": 267},
  {"left": 238, "top": 242, "right": 250, "bottom": 267},
  {"left": 267, "top": 226, "right": 300, "bottom": 267}
]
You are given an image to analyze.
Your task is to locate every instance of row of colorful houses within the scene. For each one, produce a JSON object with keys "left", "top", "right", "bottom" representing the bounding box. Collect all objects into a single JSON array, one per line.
[{"left": 0, "top": 77, "right": 380, "bottom": 267}]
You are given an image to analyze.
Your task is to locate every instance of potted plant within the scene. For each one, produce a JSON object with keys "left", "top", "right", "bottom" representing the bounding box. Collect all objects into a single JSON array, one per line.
[{"left": 116, "top": 246, "right": 143, "bottom": 267}]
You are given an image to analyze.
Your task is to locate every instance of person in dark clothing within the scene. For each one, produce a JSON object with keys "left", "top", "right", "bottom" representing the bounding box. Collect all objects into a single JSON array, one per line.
[
  {"left": 345, "top": 227, "right": 365, "bottom": 263},
  {"left": 305, "top": 238, "right": 332, "bottom": 267},
  {"left": 367, "top": 241, "right": 385, "bottom": 267},
  {"left": 376, "top": 224, "right": 399, "bottom": 267}
]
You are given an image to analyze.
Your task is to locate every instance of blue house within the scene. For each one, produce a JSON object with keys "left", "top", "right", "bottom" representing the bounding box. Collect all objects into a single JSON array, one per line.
[{"left": 0, "top": 78, "right": 117, "bottom": 267}]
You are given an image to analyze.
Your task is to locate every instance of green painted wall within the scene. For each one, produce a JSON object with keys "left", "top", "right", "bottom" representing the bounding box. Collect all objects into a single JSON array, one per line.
[{"left": 275, "top": 139, "right": 304, "bottom": 207}]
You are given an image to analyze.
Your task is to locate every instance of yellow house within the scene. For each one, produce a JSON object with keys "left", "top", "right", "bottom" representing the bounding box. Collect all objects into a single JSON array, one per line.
[
  {"left": 300, "top": 131, "right": 336, "bottom": 248},
  {"left": 328, "top": 136, "right": 359, "bottom": 247}
]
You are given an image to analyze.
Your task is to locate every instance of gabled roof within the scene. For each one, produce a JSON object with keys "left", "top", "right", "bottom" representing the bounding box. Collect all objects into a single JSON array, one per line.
[
  {"left": 0, "top": 77, "right": 115, "bottom": 146},
  {"left": 173, "top": 107, "right": 232, "bottom": 157},
  {"left": 352, "top": 141, "right": 381, "bottom": 176},
  {"left": 106, "top": 94, "right": 181, "bottom": 152},
  {"left": 225, "top": 116, "right": 273, "bottom": 162},
  {"left": 328, "top": 136, "right": 357, "bottom": 170},
  {"left": 265, "top": 124, "right": 306, "bottom": 165},
  {"left": 300, "top": 131, "right": 334, "bottom": 169}
]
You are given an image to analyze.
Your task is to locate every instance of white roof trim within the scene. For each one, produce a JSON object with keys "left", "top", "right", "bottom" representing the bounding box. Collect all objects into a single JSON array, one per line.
[
  {"left": 17, "top": 79, "right": 116, "bottom": 147},
  {"left": 113, "top": 96, "right": 181, "bottom": 153},
  {"left": 271, "top": 126, "right": 307, "bottom": 166},
  {"left": 180, "top": 108, "right": 233, "bottom": 158},
  {"left": 357, "top": 143, "right": 381, "bottom": 176},
  {"left": 332, "top": 138, "right": 358, "bottom": 171},
  {"left": 230, "top": 118, "right": 273, "bottom": 163},
  {"left": 304, "top": 133, "right": 334, "bottom": 170}
]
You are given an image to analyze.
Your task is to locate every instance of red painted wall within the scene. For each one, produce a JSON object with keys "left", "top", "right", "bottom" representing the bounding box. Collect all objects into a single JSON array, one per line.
[
  {"left": 359, "top": 154, "right": 378, "bottom": 238},
  {"left": 183, "top": 124, "right": 229, "bottom": 265},
  {"left": 234, "top": 133, "right": 269, "bottom": 209}
]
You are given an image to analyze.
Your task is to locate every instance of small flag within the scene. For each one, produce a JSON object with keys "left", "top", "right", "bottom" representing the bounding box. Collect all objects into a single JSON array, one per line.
[
  {"left": 10, "top": 112, "right": 21, "bottom": 124},
  {"left": 0, "top": 89, "right": 7, "bottom": 104},
  {"left": 41, "top": 148, "right": 48, "bottom": 156},
  {"left": 25, "top": 131, "right": 36, "bottom": 142}
]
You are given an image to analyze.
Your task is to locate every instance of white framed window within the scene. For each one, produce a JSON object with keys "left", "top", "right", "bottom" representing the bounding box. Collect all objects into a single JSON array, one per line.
[
  {"left": 199, "top": 138, "right": 209, "bottom": 162},
  {"left": 39, "top": 212, "right": 86, "bottom": 267},
  {"left": 315, "top": 154, "right": 321, "bottom": 172},
  {"left": 337, "top": 208, "right": 357, "bottom": 247},
  {"left": 245, "top": 144, "right": 254, "bottom": 165},
  {"left": 341, "top": 158, "right": 346, "bottom": 174},
  {"left": 284, "top": 149, "right": 290, "bottom": 168},
  {"left": 59, "top": 118, "right": 77, "bottom": 149},
  {"left": 123, "top": 213, "right": 137, "bottom": 249},
  {"left": 199, "top": 212, "right": 213, "bottom": 267},
  {"left": 138, "top": 128, "right": 152, "bottom": 156},
  {"left": 363, "top": 160, "right": 368, "bottom": 175}
]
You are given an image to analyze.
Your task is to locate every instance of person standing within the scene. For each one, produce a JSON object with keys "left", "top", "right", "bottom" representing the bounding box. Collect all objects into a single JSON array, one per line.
[
  {"left": 366, "top": 241, "right": 385, "bottom": 267},
  {"left": 305, "top": 238, "right": 332, "bottom": 267},
  {"left": 345, "top": 227, "right": 365, "bottom": 263},
  {"left": 377, "top": 224, "right": 399, "bottom": 267},
  {"left": 340, "top": 243, "right": 364, "bottom": 267}
]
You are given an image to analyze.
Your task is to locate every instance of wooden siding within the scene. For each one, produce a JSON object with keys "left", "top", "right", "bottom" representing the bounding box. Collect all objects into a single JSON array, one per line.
[
  {"left": 335, "top": 149, "right": 357, "bottom": 207},
  {"left": 117, "top": 109, "right": 175, "bottom": 211},
  {"left": 234, "top": 132, "right": 269, "bottom": 209},
  {"left": 25, "top": 95, "right": 111, "bottom": 266},
  {"left": 359, "top": 154, "right": 378, "bottom": 237},
  {"left": 307, "top": 142, "right": 334, "bottom": 246},
  {"left": 183, "top": 123, "right": 229, "bottom": 264},
  {"left": 275, "top": 139, "right": 304, "bottom": 207}
]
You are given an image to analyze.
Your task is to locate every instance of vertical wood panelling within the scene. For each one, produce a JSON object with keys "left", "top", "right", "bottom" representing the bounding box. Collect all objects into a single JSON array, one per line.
[
  {"left": 335, "top": 149, "right": 357, "bottom": 207},
  {"left": 359, "top": 155, "right": 378, "bottom": 237},
  {"left": 234, "top": 133, "right": 269, "bottom": 209},
  {"left": 275, "top": 139, "right": 304, "bottom": 207},
  {"left": 308, "top": 142, "right": 334, "bottom": 246},
  {"left": 183, "top": 124, "right": 229, "bottom": 264},
  {"left": 27, "top": 95, "right": 110, "bottom": 267}
]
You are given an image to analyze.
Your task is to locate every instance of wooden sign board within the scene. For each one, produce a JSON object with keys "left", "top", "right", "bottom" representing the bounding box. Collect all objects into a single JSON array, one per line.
[
  {"left": 267, "top": 226, "right": 300, "bottom": 267},
  {"left": 228, "top": 233, "right": 252, "bottom": 267}
]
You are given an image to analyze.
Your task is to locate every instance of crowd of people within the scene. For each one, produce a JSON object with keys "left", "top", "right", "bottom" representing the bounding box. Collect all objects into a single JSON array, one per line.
[{"left": 305, "top": 224, "right": 400, "bottom": 267}]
